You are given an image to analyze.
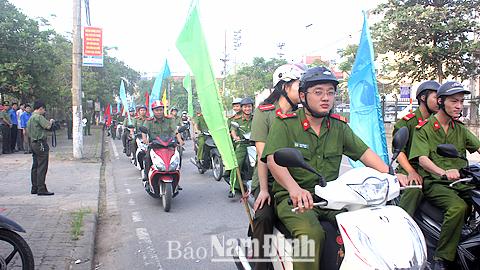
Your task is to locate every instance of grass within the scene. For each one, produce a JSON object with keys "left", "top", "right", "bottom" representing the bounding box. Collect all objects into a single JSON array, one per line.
[{"left": 69, "top": 207, "right": 93, "bottom": 241}]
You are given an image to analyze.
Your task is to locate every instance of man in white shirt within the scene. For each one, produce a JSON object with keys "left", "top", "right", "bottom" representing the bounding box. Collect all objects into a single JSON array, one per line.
[{"left": 16, "top": 103, "right": 25, "bottom": 151}]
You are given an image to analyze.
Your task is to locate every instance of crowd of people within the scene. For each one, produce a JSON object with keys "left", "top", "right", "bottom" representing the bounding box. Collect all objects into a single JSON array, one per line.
[{"left": 0, "top": 101, "right": 33, "bottom": 155}]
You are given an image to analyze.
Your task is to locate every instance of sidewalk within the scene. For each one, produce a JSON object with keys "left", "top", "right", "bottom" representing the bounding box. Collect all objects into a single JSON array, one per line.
[{"left": 0, "top": 126, "right": 104, "bottom": 270}]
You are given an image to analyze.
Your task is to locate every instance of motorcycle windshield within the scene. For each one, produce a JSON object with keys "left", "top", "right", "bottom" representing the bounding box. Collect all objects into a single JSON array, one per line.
[{"left": 151, "top": 135, "right": 176, "bottom": 148}]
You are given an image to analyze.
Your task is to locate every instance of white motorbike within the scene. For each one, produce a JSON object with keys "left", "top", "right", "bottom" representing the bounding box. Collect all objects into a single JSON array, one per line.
[{"left": 234, "top": 126, "right": 428, "bottom": 270}]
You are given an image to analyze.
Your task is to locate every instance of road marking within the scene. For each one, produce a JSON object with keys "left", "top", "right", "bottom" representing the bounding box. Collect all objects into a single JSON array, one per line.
[
  {"left": 136, "top": 227, "right": 163, "bottom": 269},
  {"left": 128, "top": 198, "right": 135, "bottom": 205},
  {"left": 126, "top": 189, "right": 131, "bottom": 194},
  {"left": 132, "top": 211, "right": 143, "bottom": 222},
  {"left": 110, "top": 138, "right": 119, "bottom": 157}
]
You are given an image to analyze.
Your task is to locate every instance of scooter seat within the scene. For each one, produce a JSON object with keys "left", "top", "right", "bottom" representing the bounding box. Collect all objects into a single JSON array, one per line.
[{"left": 415, "top": 199, "right": 444, "bottom": 224}]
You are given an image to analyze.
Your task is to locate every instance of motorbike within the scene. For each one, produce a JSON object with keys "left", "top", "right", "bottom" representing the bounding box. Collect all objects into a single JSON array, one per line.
[
  {"left": 190, "top": 130, "right": 224, "bottom": 181},
  {"left": 0, "top": 211, "right": 35, "bottom": 269},
  {"left": 413, "top": 144, "right": 480, "bottom": 270},
  {"left": 139, "top": 126, "right": 187, "bottom": 212},
  {"left": 233, "top": 126, "right": 428, "bottom": 270},
  {"left": 229, "top": 122, "right": 256, "bottom": 186},
  {"left": 132, "top": 130, "right": 148, "bottom": 170},
  {"left": 115, "top": 122, "right": 123, "bottom": 140},
  {"left": 181, "top": 120, "right": 191, "bottom": 141}
]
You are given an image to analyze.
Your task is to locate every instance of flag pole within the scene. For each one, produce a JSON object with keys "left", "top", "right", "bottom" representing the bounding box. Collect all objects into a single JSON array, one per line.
[{"left": 236, "top": 167, "right": 253, "bottom": 230}]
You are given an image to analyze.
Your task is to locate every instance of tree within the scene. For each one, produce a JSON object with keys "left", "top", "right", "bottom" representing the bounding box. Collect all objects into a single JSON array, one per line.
[{"left": 371, "top": 0, "right": 480, "bottom": 83}]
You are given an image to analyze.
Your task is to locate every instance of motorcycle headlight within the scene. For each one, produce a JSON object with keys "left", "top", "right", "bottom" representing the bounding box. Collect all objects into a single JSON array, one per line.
[
  {"left": 248, "top": 154, "right": 256, "bottom": 168},
  {"left": 151, "top": 150, "right": 166, "bottom": 172},
  {"left": 347, "top": 177, "right": 388, "bottom": 205},
  {"left": 169, "top": 152, "right": 180, "bottom": 172}
]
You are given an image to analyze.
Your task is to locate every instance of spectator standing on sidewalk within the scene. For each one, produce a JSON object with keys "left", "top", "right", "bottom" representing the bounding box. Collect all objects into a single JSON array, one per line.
[
  {"left": 28, "top": 100, "right": 55, "bottom": 196},
  {"left": 21, "top": 104, "right": 32, "bottom": 154},
  {"left": 9, "top": 102, "right": 18, "bottom": 152},
  {"left": 16, "top": 103, "right": 25, "bottom": 152},
  {"left": 66, "top": 107, "right": 73, "bottom": 139},
  {"left": 0, "top": 101, "right": 13, "bottom": 154}
]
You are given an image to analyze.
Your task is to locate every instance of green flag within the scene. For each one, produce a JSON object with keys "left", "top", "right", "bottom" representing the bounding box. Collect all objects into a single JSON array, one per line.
[
  {"left": 183, "top": 72, "right": 194, "bottom": 118},
  {"left": 176, "top": 0, "right": 237, "bottom": 170}
]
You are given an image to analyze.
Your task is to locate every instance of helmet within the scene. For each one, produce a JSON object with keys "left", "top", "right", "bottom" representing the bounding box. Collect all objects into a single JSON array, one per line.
[
  {"left": 240, "top": 97, "right": 254, "bottom": 106},
  {"left": 138, "top": 104, "right": 147, "bottom": 110},
  {"left": 128, "top": 107, "right": 135, "bottom": 112},
  {"left": 437, "top": 81, "right": 470, "bottom": 98},
  {"left": 182, "top": 111, "right": 187, "bottom": 114},
  {"left": 151, "top": 100, "right": 164, "bottom": 110},
  {"left": 170, "top": 106, "right": 179, "bottom": 112},
  {"left": 299, "top": 66, "right": 339, "bottom": 91},
  {"left": 416, "top": 81, "right": 440, "bottom": 99},
  {"left": 273, "top": 63, "right": 308, "bottom": 87},
  {"left": 232, "top": 98, "right": 242, "bottom": 105}
]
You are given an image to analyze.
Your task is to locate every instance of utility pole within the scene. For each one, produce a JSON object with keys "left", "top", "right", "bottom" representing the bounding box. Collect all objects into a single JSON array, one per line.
[
  {"left": 277, "top": 43, "right": 285, "bottom": 59},
  {"left": 220, "top": 29, "right": 229, "bottom": 96},
  {"left": 72, "top": 0, "right": 83, "bottom": 158},
  {"left": 233, "top": 30, "right": 241, "bottom": 76}
]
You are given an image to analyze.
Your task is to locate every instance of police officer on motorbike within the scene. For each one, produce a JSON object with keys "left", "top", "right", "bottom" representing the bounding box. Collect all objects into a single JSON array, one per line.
[
  {"left": 131, "top": 104, "right": 148, "bottom": 158},
  {"left": 122, "top": 107, "right": 135, "bottom": 153}
]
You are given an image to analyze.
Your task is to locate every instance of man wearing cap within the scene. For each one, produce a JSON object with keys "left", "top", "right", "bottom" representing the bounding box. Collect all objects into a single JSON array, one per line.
[
  {"left": 0, "top": 101, "right": 13, "bottom": 154},
  {"left": 410, "top": 81, "right": 480, "bottom": 270},
  {"left": 28, "top": 100, "right": 56, "bottom": 196}
]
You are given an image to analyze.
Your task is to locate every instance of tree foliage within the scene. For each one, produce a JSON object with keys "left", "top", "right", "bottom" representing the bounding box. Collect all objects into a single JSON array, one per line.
[{"left": 371, "top": 0, "right": 480, "bottom": 83}]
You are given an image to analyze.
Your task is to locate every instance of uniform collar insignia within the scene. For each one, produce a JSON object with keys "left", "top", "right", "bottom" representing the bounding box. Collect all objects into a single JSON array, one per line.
[
  {"left": 434, "top": 121, "right": 440, "bottom": 130},
  {"left": 418, "top": 118, "right": 423, "bottom": 123},
  {"left": 327, "top": 118, "right": 330, "bottom": 130},
  {"left": 302, "top": 118, "right": 309, "bottom": 130}
]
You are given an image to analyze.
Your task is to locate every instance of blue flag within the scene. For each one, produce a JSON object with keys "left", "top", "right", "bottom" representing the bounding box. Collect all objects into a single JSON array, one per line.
[
  {"left": 116, "top": 102, "right": 120, "bottom": 115},
  {"left": 348, "top": 11, "right": 388, "bottom": 167},
  {"left": 131, "top": 98, "right": 136, "bottom": 114},
  {"left": 149, "top": 59, "right": 171, "bottom": 116},
  {"left": 120, "top": 80, "right": 131, "bottom": 124}
]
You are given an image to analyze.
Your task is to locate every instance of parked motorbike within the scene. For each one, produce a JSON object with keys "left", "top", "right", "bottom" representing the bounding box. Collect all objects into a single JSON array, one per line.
[
  {"left": 233, "top": 126, "right": 428, "bottom": 270},
  {"left": 139, "top": 126, "right": 187, "bottom": 212},
  {"left": 0, "top": 211, "right": 35, "bottom": 269},
  {"left": 190, "top": 130, "right": 224, "bottom": 181},
  {"left": 413, "top": 144, "right": 480, "bottom": 270}
]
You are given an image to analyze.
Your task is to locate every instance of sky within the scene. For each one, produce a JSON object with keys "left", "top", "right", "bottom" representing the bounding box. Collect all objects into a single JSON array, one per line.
[{"left": 9, "top": 0, "right": 386, "bottom": 77}]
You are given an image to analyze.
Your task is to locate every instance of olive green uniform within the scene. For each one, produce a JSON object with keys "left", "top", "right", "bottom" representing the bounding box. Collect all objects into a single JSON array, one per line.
[
  {"left": 84, "top": 112, "right": 92, "bottom": 135},
  {"left": 66, "top": 111, "right": 73, "bottom": 139},
  {"left": 27, "top": 112, "right": 52, "bottom": 193},
  {"left": 172, "top": 115, "right": 183, "bottom": 127},
  {"left": 410, "top": 115, "right": 480, "bottom": 261},
  {"left": 229, "top": 113, "right": 254, "bottom": 193},
  {"left": 249, "top": 102, "right": 282, "bottom": 269},
  {"left": 131, "top": 115, "right": 147, "bottom": 156},
  {"left": 195, "top": 114, "right": 208, "bottom": 162},
  {"left": 261, "top": 109, "right": 368, "bottom": 270},
  {"left": 392, "top": 108, "right": 425, "bottom": 216},
  {"left": 143, "top": 116, "right": 177, "bottom": 174},
  {"left": 122, "top": 115, "right": 134, "bottom": 149},
  {"left": 0, "top": 110, "right": 12, "bottom": 152},
  {"left": 223, "top": 112, "right": 243, "bottom": 178}
]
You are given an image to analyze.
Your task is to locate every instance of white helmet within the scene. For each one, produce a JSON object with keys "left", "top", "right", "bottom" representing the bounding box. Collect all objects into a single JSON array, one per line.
[
  {"left": 232, "top": 98, "right": 243, "bottom": 105},
  {"left": 272, "top": 62, "right": 308, "bottom": 87}
]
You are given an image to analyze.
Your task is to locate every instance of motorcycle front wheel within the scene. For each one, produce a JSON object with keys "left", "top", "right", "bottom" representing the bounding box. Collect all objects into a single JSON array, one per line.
[
  {"left": 0, "top": 229, "right": 35, "bottom": 270},
  {"left": 212, "top": 155, "right": 224, "bottom": 181},
  {"left": 126, "top": 142, "right": 132, "bottom": 156},
  {"left": 162, "top": 182, "right": 173, "bottom": 212}
]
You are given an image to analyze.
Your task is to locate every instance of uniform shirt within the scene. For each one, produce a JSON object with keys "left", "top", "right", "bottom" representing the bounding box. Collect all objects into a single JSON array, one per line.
[
  {"left": 231, "top": 114, "right": 253, "bottom": 138},
  {"left": 250, "top": 102, "right": 282, "bottom": 191},
  {"left": 227, "top": 111, "right": 243, "bottom": 129},
  {"left": 66, "top": 111, "right": 73, "bottom": 121},
  {"left": 16, "top": 109, "right": 24, "bottom": 128},
  {"left": 27, "top": 112, "right": 51, "bottom": 141},
  {"left": 172, "top": 115, "right": 183, "bottom": 127},
  {"left": 392, "top": 108, "right": 425, "bottom": 175},
  {"left": 195, "top": 114, "right": 208, "bottom": 132},
  {"left": 132, "top": 115, "right": 147, "bottom": 129},
  {"left": 143, "top": 116, "right": 176, "bottom": 139},
  {"left": 123, "top": 114, "right": 134, "bottom": 126},
  {"left": 84, "top": 113, "right": 91, "bottom": 124},
  {"left": 9, "top": 109, "right": 18, "bottom": 125},
  {"left": 0, "top": 109, "right": 12, "bottom": 125},
  {"left": 20, "top": 112, "right": 32, "bottom": 128},
  {"left": 261, "top": 108, "right": 369, "bottom": 201},
  {"left": 409, "top": 114, "right": 480, "bottom": 184}
]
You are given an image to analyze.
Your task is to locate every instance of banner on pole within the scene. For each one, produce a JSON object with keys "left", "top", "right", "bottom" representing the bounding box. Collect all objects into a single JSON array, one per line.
[
  {"left": 83, "top": 27, "right": 103, "bottom": 67},
  {"left": 400, "top": 83, "right": 411, "bottom": 99}
]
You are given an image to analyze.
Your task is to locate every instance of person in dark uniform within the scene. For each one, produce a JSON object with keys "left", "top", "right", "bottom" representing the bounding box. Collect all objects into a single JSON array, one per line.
[
  {"left": 130, "top": 104, "right": 148, "bottom": 158},
  {"left": 0, "top": 101, "right": 12, "bottom": 154},
  {"left": 170, "top": 106, "right": 183, "bottom": 127},
  {"left": 66, "top": 107, "right": 73, "bottom": 139},
  {"left": 84, "top": 109, "right": 92, "bottom": 136},
  {"left": 393, "top": 81, "right": 440, "bottom": 217},
  {"left": 410, "top": 82, "right": 480, "bottom": 270},
  {"left": 28, "top": 100, "right": 56, "bottom": 196},
  {"left": 261, "top": 66, "right": 389, "bottom": 270},
  {"left": 141, "top": 101, "right": 183, "bottom": 181},
  {"left": 194, "top": 105, "right": 208, "bottom": 163}
]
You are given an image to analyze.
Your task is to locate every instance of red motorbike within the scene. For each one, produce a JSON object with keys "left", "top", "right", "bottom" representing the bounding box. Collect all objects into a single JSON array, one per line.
[{"left": 140, "top": 126, "right": 186, "bottom": 212}]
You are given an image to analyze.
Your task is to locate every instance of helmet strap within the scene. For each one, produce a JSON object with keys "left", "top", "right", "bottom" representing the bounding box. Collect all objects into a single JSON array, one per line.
[
  {"left": 301, "top": 92, "right": 330, "bottom": 118},
  {"left": 420, "top": 92, "right": 434, "bottom": 115},
  {"left": 438, "top": 97, "right": 456, "bottom": 119},
  {"left": 281, "top": 84, "right": 298, "bottom": 111}
]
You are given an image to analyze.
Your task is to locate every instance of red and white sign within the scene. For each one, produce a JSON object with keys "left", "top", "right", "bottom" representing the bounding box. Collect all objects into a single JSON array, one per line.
[{"left": 83, "top": 27, "right": 103, "bottom": 67}]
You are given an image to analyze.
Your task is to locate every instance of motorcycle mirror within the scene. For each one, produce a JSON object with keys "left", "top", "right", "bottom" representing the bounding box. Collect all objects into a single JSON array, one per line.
[
  {"left": 437, "top": 144, "right": 461, "bottom": 158},
  {"left": 138, "top": 126, "right": 148, "bottom": 134},
  {"left": 231, "top": 122, "right": 240, "bottom": 129},
  {"left": 274, "top": 148, "right": 327, "bottom": 187},
  {"left": 392, "top": 126, "right": 409, "bottom": 154},
  {"left": 177, "top": 125, "right": 188, "bottom": 133}
]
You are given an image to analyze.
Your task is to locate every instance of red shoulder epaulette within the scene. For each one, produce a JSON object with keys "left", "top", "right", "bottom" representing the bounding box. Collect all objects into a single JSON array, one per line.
[
  {"left": 165, "top": 115, "right": 172, "bottom": 119},
  {"left": 146, "top": 117, "right": 154, "bottom": 121},
  {"left": 234, "top": 115, "right": 242, "bottom": 119},
  {"left": 258, "top": 104, "right": 275, "bottom": 111},
  {"left": 227, "top": 115, "right": 235, "bottom": 119},
  {"left": 402, "top": 113, "right": 416, "bottom": 121},
  {"left": 415, "top": 119, "right": 429, "bottom": 129},
  {"left": 197, "top": 113, "right": 203, "bottom": 117},
  {"left": 453, "top": 118, "right": 465, "bottom": 125},
  {"left": 277, "top": 111, "right": 297, "bottom": 119},
  {"left": 134, "top": 116, "right": 140, "bottom": 119},
  {"left": 330, "top": 113, "right": 347, "bottom": 123}
]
